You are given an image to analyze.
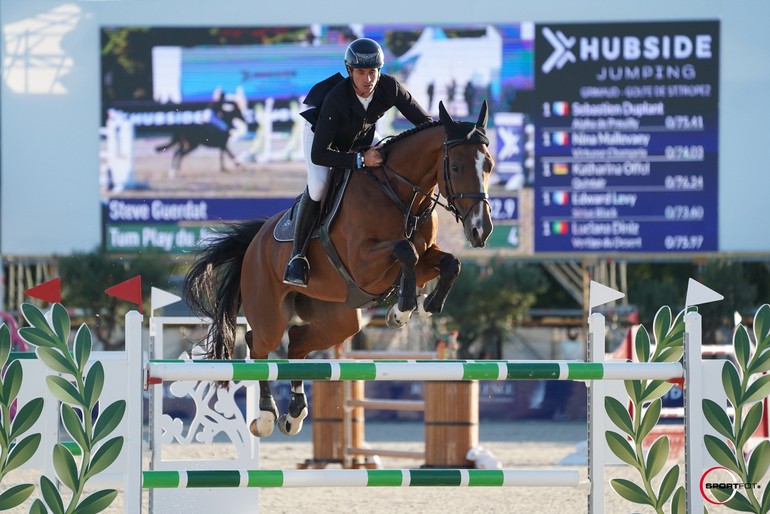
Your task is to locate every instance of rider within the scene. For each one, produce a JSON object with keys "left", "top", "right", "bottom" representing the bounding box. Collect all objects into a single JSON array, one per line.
[{"left": 283, "top": 37, "right": 433, "bottom": 287}]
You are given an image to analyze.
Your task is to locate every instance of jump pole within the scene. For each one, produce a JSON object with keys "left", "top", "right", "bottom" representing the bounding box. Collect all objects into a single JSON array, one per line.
[
  {"left": 141, "top": 468, "right": 582, "bottom": 488},
  {"left": 145, "top": 360, "right": 683, "bottom": 383}
]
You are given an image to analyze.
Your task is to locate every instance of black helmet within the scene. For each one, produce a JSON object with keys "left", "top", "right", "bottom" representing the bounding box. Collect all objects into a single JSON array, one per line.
[{"left": 344, "top": 38, "right": 384, "bottom": 69}]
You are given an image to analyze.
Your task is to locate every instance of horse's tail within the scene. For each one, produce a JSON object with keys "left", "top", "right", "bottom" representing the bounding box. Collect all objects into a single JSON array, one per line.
[{"left": 183, "top": 219, "right": 266, "bottom": 361}]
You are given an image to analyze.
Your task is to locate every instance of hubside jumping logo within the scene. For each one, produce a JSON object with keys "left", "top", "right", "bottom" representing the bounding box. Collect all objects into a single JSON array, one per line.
[
  {"left": 540, "top": 25, "right": 714, "bottom": 75},
  {"left": 541, "top": 27, "right": 577, "bottom": 74}
]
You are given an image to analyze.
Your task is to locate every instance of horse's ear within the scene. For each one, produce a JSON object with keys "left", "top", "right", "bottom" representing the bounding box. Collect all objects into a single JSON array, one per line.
[
  {"left": 439, "top": 101, "right": 454, "bottom": 128},
  {"left": 476, "top": 100, "right": 489, "bottom": 129}
]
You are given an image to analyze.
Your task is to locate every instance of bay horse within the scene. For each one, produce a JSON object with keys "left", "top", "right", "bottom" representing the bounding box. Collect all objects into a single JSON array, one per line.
[
  {"left": 183, "top": 100, "right": 494, "bottom": 438},
  {"left": 155, "top": 93, "right": 245, "bottom": 175}
]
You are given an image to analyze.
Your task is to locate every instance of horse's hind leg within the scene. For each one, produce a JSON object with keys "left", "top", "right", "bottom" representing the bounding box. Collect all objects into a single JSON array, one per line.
[
  {"left": 276, "top": 324, "right": 312, "bottom": 436},
  {"left": 278, "top": 302, "right": 362, "bottom": 435},
  {"left": 170, "top": 145, "right": 192, "bottom": 177},
  {"left": 245, "top": 329, "right": 280, "bottom": 438},
  {"left": 386, "top": 240, "right": 419, "bottom": 328},
  {"left": 255, "top": 379, "right": 279, "bottom": 437}
]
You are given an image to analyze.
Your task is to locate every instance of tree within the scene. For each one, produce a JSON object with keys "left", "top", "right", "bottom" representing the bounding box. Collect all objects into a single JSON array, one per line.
[
  {"left": 626, "top": 262, "right": 690, "bottom": 325},
  {"left": 696, "top": 260, "right": 758, "bottom": 344},
  {"left": 626, "top": 260, "right": 765, "bottom": 345},
  {"left": 58, "top": 248, "right": 177, "bottom": 348},
  {"left": 435, "top": 259, "right": 548, "bottom": 359}
]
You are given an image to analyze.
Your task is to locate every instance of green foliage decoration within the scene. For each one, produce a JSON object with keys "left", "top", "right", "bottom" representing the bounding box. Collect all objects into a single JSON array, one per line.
[
  {"left": 604, "top": 305, "right": 688, "bottom": 513},
  {"left": 701, "top": 303, "right": 770, "bottom": 513},
  {"left": 0, "top": 323, "right": 44, "bottom": 510},
  {"left": 436, "top": 259, "right": 548, "bottom": 358},
  {"left": 17, "top": 303, "right": 126, "bottom": 514}
]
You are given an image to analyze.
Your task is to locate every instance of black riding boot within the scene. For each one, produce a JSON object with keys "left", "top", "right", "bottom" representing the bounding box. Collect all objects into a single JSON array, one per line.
[{"left": 282, "top": 190, "right": 321, "bottom": 287}]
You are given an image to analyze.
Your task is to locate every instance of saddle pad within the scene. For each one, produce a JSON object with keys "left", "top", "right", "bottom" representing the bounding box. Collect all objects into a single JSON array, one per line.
[{"left": 273, "top": 205, "right": 301, "bottom": 242}]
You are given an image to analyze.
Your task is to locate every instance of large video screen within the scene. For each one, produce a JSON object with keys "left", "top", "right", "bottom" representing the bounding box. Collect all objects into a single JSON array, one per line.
[
  {"left": 100, "top": 24, "right": 534, "bottom": 254},
  {"left": 99, "top": 21, "right": 718, "bottom": 256}
]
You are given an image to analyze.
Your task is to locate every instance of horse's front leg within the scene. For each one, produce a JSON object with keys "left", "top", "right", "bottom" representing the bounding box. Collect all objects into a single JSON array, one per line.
[
  {"left": 415, "top": 246, "right": 461, "bottom": 317},
  {"left": 250, "top": 380, "right": 280, "bottom": 437},
  {"left": 220, "top": 145, "right": 240, "bottom": 172},
  {"left": 276, "top": 324, "right": 310, "bottom": 435},
  {"left": 386, "top": 239, "right": 419, "bottom": 329}
]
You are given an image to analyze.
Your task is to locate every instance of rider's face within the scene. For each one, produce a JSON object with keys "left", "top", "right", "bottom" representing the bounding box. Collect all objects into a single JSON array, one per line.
[{"left": 350, "top": 67, "right": 379, "bottom": 98}]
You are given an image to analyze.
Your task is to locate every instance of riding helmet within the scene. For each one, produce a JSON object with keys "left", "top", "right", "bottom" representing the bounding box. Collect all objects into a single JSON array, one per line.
[{"left": 344, "top": 38, "right": 385, "bottom": 69}]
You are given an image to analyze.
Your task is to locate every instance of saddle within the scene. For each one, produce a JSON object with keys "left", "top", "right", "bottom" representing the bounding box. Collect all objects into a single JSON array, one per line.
[{"left": 273, "top": 169, "right": 394, "bottom": 309}]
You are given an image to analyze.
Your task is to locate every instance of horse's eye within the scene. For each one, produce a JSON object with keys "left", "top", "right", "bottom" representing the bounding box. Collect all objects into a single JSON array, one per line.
[{"left": 451, "top": 164, "right": 460, "bottom": 173}]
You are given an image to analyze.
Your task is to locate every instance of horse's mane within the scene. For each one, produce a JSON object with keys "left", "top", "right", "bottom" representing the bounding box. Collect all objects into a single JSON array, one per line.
[{"left": 379, "top": 120, "right": 442, "bottom": 151}]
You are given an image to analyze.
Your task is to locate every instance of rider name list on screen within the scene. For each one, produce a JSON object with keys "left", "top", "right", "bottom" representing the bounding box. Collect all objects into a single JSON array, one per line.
[{"left": 533, "top": 20, "right": 719, "bottom": 253}]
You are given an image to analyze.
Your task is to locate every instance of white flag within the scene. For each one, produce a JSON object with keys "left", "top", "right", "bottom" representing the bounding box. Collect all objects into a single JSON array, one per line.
[
  {"left": 151, "top": 287, "right": 181, "bottom": 313},
  {"left": 589, "top": 281, "right": 625, "bottom": 310},
  {"left": 685, "top": 278, "right": 723, "bottom": 308}
]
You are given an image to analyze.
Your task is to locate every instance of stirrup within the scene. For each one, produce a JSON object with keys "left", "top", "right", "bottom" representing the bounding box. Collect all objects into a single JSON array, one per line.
[{"left": 283, "top": 255, "right": 311, "bottom": 287}]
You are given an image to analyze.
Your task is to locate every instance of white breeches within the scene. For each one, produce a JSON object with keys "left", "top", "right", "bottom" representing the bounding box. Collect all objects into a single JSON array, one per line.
[
  {"left": 303, "top": 120, "right": 382, "bottom": 202},
  {"left": 304, "top": 121, "right": 331, "bottom": 201}
]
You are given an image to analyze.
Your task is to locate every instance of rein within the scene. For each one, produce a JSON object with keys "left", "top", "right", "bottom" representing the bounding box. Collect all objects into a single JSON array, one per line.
[
  {"left": 366, "top": 163, "right": 440, "bottom": 239},
  {"left": 365, "top": 133, "right": 489, "bottom": 238}
]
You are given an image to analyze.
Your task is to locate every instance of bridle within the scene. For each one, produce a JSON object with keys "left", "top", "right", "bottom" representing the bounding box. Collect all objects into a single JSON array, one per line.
[
  {"left": 366, "top": 127, "right": 490, "bottom": 239},
  {"left": 442, "top": 128, "right": 491, "bottom": 224}
]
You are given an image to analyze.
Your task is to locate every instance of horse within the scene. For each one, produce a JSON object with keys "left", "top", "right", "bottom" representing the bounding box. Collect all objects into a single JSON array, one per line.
[
  {"left": 155, "top": 93, "right": 246, "bottom": 175},
  {"left": 183, "top": 100, "right": 494, "bottom": 438}
]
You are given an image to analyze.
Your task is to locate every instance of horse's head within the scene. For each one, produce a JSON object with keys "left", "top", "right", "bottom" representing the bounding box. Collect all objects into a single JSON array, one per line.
[
  {"left": 438, "top": 100, "right": 494, "bottom": 248},
  {"left": 219, "top": 100, "right": 245, "bottom": 127}
]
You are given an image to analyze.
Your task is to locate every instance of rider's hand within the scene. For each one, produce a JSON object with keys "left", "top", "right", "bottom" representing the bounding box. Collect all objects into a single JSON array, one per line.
[{"left": 363, "top": 146, "right": 383, "bottom": 168}]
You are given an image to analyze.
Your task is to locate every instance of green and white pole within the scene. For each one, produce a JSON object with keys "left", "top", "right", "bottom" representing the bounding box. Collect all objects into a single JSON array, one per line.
[
  {"left": 146, "top": 359, "right": 683, "bottom": 383},
  {"left": 142, "top": 468, "right": 583, "bottom": 488}
]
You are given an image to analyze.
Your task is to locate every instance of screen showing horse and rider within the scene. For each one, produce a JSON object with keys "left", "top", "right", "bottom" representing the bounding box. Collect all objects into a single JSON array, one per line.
[{"left": 99, "top": 24, "right": 534, "bottom": 254}]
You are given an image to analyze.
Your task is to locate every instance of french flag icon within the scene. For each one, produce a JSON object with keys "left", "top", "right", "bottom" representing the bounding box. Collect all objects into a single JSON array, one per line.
[
  {"left": 552, "top": 131, "right": 569, "bottom": 145},
  {"left": 552, "top": 191, "right": 569, "bottom": 205},
  {"left": 552, "top": 101, "right": 570, "bottom": 116}
]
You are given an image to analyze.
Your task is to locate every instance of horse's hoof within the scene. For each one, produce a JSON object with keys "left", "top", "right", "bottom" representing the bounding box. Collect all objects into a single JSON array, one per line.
[
  {"left": 277, "top": 407, "right": 308, "bottom": 436},
  {"left": 415, "top": 295, "right": 432, "bottom": 318},
  {"left": 386, "top": 304, "right": 411, "bottom": 329},
  {"left": 249, "top": 412, "right": 276, "bottom": 437}
]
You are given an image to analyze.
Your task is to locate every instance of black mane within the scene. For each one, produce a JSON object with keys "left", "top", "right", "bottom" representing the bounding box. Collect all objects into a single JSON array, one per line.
[{"left": 379, "top": 120, "right": 442, "bottom": 151}]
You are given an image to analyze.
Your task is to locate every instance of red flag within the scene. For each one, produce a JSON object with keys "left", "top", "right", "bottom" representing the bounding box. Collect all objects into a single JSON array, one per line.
[
  {"left": 24, "top": 278, "right": 61, "bottom": 303},
  {"left": 105, "top": 275, "right": 143, "bottom": 313}
]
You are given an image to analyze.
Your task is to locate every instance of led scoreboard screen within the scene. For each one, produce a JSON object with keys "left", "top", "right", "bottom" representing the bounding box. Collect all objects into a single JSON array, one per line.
[{"left": 533, "top": 21, "right": 719, "bottom": 253}]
